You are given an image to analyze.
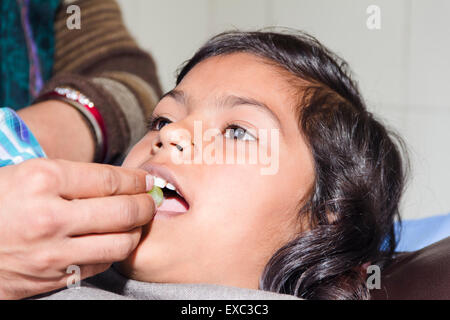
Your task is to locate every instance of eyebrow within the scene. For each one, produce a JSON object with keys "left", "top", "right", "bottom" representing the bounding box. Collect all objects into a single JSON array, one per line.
[
  {"left": 161, "top": 89, "right": 283, "bottom": 131},
  {"left": 161, "top": 89, "right": 187, "bottom": 105}
]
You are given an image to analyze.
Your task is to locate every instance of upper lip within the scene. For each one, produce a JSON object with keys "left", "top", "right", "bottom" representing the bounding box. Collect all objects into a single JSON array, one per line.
[{"left": 140, "top": 163, "right": 189, "bottom": 205}]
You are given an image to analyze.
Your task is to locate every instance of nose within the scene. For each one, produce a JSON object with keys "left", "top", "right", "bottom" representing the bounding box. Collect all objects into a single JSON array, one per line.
[{"left": 151, "top": 122, "right": 193, "bottom": 156}]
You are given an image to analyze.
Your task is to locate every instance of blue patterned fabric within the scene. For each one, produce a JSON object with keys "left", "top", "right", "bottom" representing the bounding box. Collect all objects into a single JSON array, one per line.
[{"left": 0, "top": 107, "right": 46, "bottom": 166}]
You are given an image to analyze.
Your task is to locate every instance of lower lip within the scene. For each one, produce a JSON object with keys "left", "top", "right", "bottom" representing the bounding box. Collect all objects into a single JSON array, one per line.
[{"left": 154, "top": 209, "right": 188, "bottom": 219}]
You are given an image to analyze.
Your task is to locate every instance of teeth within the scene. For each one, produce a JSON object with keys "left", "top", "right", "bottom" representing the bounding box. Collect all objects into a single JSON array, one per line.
[
  {"left": 152, "top": 176, "right": 179, "bottom": 195},
  {"left": 166, "top": 183, "right": 176, "bottom": 190},
  {"left": 153, "top": 176, "right": 167, "bottom": 188}
]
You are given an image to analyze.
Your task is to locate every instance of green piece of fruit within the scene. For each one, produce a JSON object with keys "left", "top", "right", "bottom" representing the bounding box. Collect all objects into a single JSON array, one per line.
[{"left": 148, "top": 186, "right": 164, "bottom": 207}]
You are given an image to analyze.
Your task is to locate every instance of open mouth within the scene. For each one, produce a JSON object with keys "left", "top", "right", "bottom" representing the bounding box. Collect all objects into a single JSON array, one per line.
[{"left": 152, "top": 176, "right": 190, "bottom": 214}]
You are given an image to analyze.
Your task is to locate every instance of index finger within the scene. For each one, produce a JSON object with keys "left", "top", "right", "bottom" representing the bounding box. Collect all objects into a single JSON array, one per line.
[{"left": 55, "top": 160, "right": 153, "bottom": 199}]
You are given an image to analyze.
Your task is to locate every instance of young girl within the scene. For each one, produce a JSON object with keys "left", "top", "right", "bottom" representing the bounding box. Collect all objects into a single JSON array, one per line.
[{"left": 116, "top": 30, "right": 407, "bottom": 300}]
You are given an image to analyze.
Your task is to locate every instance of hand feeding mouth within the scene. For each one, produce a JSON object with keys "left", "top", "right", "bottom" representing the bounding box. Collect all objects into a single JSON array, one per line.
[{"left": 142, "top": 164, "right": 190, "bottom": 217}]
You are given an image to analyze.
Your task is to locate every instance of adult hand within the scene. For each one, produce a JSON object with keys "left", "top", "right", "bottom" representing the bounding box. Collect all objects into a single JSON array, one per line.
[{"left": 0, "top": 158, "right": 155, "bottom": 299}]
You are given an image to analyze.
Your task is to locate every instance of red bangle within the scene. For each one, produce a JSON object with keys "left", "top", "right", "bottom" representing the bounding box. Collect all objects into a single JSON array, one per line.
[{"left": 43, "top": 87, "right": 108, "bottom": 163}]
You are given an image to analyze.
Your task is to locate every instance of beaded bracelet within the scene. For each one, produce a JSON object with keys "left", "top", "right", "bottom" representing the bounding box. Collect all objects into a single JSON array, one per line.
[{"left": 43, "top": 87, "right": 107, "bottom": 163}]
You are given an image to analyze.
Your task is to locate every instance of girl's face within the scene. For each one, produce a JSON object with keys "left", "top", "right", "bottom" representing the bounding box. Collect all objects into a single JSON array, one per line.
[{"left": 118, "top": 53, "right": 315, "bottom": 289}]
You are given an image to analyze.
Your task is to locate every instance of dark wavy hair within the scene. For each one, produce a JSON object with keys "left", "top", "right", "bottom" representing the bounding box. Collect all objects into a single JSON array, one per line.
[{"left": 175, "top": 30, "right": 408, "bottom": 300}]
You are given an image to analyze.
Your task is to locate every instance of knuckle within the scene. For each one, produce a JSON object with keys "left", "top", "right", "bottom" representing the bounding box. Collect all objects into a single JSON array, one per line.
[
  {"left": 133, "top": 170, "right": 147, "bottom": 193},
  {"left": 101, "top": 167, "right": 120, "bottom": 195},
  {"left": 31, "top": 210, "right": 59, "bottom": 238},
  {"left": 118, "top": 197, "right": 139, "bottom": 230},
  {"left": 17, "top": 159, "right": 61, "bottom": 192}
]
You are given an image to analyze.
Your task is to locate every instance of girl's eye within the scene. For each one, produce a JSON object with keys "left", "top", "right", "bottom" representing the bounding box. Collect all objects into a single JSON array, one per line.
[
  {"left": 224, "top": 125, "right": 256, "bottom": 141},
  {"left": 148, "top": 116, "right": 172, "bottom": 131}
]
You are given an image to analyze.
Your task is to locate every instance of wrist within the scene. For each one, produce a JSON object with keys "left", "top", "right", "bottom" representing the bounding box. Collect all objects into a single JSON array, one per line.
[{"left": 40, "top": 87, "right": 108, "bottom": 163}]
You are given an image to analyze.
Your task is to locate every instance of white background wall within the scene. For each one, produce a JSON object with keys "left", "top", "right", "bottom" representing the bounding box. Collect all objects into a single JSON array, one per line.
[{"left": 117, "top": 0, "right": 450, "bottom": 220}]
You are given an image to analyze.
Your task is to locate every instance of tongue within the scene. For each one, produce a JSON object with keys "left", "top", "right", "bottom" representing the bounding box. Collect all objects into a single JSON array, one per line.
[{"left": 158, "top": 196, "right": 188, "bottom": 212}]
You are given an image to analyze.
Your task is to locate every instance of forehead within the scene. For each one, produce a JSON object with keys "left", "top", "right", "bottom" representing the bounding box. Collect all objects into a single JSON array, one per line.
[{"left": 177, "top": 52, "right": 299, "bottom": 113}]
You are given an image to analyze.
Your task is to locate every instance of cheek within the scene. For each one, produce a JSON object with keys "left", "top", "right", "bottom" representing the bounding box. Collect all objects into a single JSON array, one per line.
[
  {"left": 122, "top": 134, "right": 152, "bottom": 167},
  {"left": 210, "top": 148, "right": 313, "bottom": 241},
  {"left": 195, "top": 164, "right": 295, "bottom": 238}
]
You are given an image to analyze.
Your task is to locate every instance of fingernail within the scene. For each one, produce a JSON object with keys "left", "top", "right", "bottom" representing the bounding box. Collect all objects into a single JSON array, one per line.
[{"left": 145, "top": 174, "right": 154, "bottom": 191}]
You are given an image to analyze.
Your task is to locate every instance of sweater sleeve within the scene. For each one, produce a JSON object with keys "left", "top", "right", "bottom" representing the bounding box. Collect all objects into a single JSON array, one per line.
[{"left": 36, "top": 0, "right": 163, "bottom": 164}]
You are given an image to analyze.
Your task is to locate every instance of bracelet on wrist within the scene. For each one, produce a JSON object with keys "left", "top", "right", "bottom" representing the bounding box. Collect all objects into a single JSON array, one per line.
[{"left": 42, "top": 87, "right": 108, "bottom": 163}]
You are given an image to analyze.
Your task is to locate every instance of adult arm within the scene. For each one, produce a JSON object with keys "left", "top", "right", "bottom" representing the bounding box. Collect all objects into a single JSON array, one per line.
[{"left": 21, "top": 0, "right": 162, "bottom": 163}]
